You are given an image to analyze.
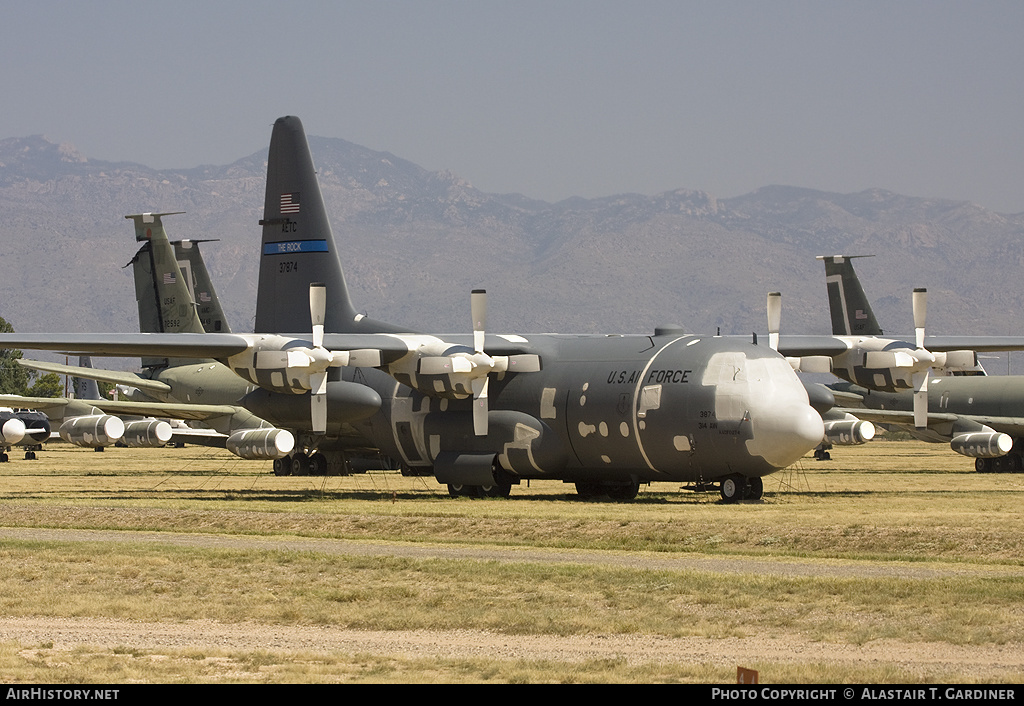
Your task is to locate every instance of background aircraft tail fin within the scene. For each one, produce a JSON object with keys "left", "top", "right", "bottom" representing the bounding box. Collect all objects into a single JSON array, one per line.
[
  {"left": 255, "top": 116, "right": 404, "bottom": 334},
  {"left": 172, "top": 239, "right": 231, "bottom": 334},
  {"left": 817, "top": 255, "right": 883, "bottom": 336},
  {"left": 125, "top": 212, "right": 210, "bottom": 368},
  {"left": 72, "top": 356, "right": 101, "bottom": 401}
]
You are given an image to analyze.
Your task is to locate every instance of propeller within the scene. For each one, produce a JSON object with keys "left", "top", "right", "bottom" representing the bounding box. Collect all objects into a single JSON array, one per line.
[
  {"left": 911, "top": 287, "right": 930, "bottom": 429},
  {"left": 419, "top": 289, "right": 541, "bottom": 436},
  {"left": 768, "top": 292, "right": 833, "bottom": 373},
  {"left": 858, "top": 288, "right": 934, "bottom": 428},
  {"left": 470, "top": 289, "right": 490, "bottom": 436},
  {"left": 254, "top": 283, "right": 380, "bottom": 434}
]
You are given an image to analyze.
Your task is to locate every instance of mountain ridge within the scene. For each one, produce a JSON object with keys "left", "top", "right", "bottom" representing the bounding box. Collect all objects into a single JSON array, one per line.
[{"left": 2, "top": 133, "right": 1022, "bottom": 360}]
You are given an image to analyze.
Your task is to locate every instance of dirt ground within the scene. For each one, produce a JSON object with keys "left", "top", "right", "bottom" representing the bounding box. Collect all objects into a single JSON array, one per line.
[{"left": 1, "top": 526, "right": 1022, "bottom": 681}]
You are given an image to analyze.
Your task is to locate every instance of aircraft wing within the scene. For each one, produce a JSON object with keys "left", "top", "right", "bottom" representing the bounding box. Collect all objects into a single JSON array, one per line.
[
  {"left": 0, "top": 394, "right": 244, "bottom": 425},
  {"left": 772, "top": 334, "right": 1024, "bottom": 357},
  {"left": 773, "top": 335, "right": 850, "bottom": 357},
  {"left": 0, "top": 332, "right": 423, "bottom": 365},
  {"left": 0, "top": 395, "right": 81, "bottom": 414},
  {"left": 86, "top": 399, "right": 242, "bottom": 422},
  {"left": 921, "top": 336, "right": 1024, "bottom": 353},
  {"left": 0, "top": 333, "right": 252, "bottom": 358},
  {"left": 835, "top": 407, "right": 1024, "bottom": 438},
  {"left": 18, "top": 359, "right": 172, "bottom": 394}
]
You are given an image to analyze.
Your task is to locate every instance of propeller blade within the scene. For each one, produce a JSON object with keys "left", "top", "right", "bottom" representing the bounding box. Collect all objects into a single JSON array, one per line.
[
  {"left": 472, "top": 376, "right": 488, "bottom": 436},
  {"left": 471, "top": 289, "right": 487, "bottom": 354},
  {"left": 912, "top": 370, "right": 929, "bottom": 429},
  {"left": 767, "top": 292, "right": 781, "bottom": 351},
  {"left": 311, "top": 393, "right": 327, "bottom": 434},
  {"left": 310, "top": 371, "right": 328, "bottom": 434},
  {"left": 913, "top": 287, "right": 927, "bottom": 349},
  {"left": 310, "top": 282, "right": 326, "bottom": 349}
]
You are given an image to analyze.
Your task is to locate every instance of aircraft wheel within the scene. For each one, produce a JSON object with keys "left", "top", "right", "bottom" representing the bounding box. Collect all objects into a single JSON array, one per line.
[
  {"left": 745, "top": 476, "right": 764, "bottom": 500},
  {"left": 448, "top": 484, "right": 483, "bottom": 498},
  {"left": 1006, "top": 454, "right": 1023, "bottom": 473},
  {"left": 719, "top": 475, "right": 748, "bottom": 503},
  {"left": 24, "top": 451, "right": 36, "bottom": 461},
  {"left": 290, "top": 453, "right": 310, "bottom": 476},
  {"left": 574, "top": 482, "right": 603, "bottom": 499},
  {"left": 606, "top": 479, "right": 640, "bottom": 501},
  {"left": 480, "top": 482, "right": 512, "bottom": 499},
  {"left": 272, "top": 458, "right": 290, "bottom": 476},
  {"left": 975, "top": 457, "right": 991, "bottom": 473},
  {"left": 309, "top": 452, "right": 329, "bottom": 476},
  {"left": 0, "top": 452, "right": 8, "bottom": 463}
]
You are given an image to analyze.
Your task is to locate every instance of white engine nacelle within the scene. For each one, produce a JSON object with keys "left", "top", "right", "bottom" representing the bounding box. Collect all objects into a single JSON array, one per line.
[
  {"left": 122, "top": 419, "right": 173, "bottom": 448},
  {"left": 226, "top": 428, "right": 295, "bottom": 460},
  {"left": 823, "top": 419, "right": 876, "bottom": 446},
  {"left": 950, "top": 431, "right": 1012, "bottom": 458},
  {"left": 1, "top": 418, "right": 26, "bottom": 445},
  {"left": 59, "top": 414, "right": 125, "bottom": 448}
]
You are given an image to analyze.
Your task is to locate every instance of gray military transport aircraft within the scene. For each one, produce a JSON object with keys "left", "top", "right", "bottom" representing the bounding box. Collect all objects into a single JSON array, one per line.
[
  {"left": 0, "top": 116, "right": 827, "bottom": 502},
  {"left": 815, "top": 255, "right": 1024, "bottom": 472}
]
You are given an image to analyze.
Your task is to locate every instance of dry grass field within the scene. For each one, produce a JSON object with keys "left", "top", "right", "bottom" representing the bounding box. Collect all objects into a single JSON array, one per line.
[{"left": 0, "top": 437, "right": 1021, "bottom": 684}]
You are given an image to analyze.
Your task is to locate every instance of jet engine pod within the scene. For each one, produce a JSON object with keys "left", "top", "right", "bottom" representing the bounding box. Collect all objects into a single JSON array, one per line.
[
  {"left": 59, "top": 414, "right": 125, "bottom": 448},
  {"left": 823, "top": 419, "right": 875, "bottom": 446},
  {"left": 950, "top": 431, "right": 1013, "bottom": 458},
  {"left": 226, "top": 428, "right": 295, "bottom": 460},
  {"left": 122, "top": 419, "right": 173, "bottom": 448},
  {"left": 0, "top": 416, "right": 26, "bottom": 445}
]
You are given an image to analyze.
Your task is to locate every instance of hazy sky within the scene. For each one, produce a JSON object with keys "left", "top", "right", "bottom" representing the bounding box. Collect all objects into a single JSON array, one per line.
[{"left": 3, "top": 0, "right": 1023, "bottom": 212}]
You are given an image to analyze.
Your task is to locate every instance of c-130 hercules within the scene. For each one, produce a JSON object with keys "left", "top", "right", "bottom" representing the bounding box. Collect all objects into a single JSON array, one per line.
[{"left": 0, "top": 116, "right": 826, "bottom": 501}]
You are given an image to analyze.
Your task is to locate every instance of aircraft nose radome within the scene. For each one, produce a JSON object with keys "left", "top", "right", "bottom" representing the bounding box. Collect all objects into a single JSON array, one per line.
[{"left": 750, "top": 403, "right": 824, "bottom": 470}]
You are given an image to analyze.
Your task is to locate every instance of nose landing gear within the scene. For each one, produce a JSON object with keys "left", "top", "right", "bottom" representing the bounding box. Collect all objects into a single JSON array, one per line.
[{"left": 719, "top": 475, "right": 763, "bottom": 503}]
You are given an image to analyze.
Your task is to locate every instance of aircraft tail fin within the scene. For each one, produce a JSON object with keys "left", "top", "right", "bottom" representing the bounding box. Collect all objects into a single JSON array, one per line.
[
  {"left": 817, "top": 255, "right": 883, "bottom": 336},
  {"left": 255, "top": 116, "right": 404, "bottom": 334},
  {"left": 72, "top": 356, "right": 101, "bottom": 401},
  {"left": 171, "top": 239, "right": 231, "bottom": 334},
  {"left": 125, "top": 212, "right": 209, "bottom": 368}
]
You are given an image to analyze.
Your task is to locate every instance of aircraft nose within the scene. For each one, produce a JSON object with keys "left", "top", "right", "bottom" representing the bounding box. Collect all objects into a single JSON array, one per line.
[{"left": 752, "top": 402, "right": 824, "bottom": 469}]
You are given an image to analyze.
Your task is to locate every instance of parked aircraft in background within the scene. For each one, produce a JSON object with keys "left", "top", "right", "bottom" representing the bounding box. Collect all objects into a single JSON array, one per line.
[
  {"left": 0, "top": 406, "right": 54, "bottom": 460},
  {"left": 0, "top": 116, "right": 829, "bottom": 501},
  {"left": 816, "top": 255, "right": 1022, "bottom": 471},
  {"left": 19, "top": 213, "right": 296, "bottom": 465}
]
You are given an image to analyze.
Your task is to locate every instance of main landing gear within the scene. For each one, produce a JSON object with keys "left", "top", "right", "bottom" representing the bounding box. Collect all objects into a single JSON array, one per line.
[
  {"left": 447, "top": 482, "right": 513, "bottom": 498},
  {"left": 719, "top": 475, "right": 763, "bottom": 503},
  {"left": 273, "top": 451, "right": 330, "bottom": 476},
  {"left": 975, "top": 454, "right": 1023, "bottom": 473},
  {"left": 573, "top": 479, "right": 641, "bottom": 501}
]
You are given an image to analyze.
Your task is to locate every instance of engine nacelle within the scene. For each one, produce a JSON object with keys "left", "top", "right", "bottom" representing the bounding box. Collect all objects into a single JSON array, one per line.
[
  {"left": 121, "top": 419, "right": 173, "bottom": 448},
  {"left": 1, "top": 417, "right": 26, "bottom": 445},
  {"left": 950, "top": 431, "right": 1012, "bottom": 458},
  {"left": 226, "top": 428, "right": 294, "bottom": 460},
  {"left": 823, "top": 419, "right": 875, "bottom": 446},
  {"left": 932, "top": 350, "right": 978, "bottom": 370},
  {"left": 59, "top": 414, "right": 125, "bottom": 448}
]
